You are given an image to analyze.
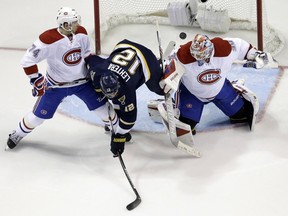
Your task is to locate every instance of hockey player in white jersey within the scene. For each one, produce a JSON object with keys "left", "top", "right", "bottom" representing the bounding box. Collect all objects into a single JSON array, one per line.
[
  {"left": 173, "top": 34, "right": 273, "bottom": 133},
  {"left": 6, "top": 7, "right": 110, "bottom": 150}
]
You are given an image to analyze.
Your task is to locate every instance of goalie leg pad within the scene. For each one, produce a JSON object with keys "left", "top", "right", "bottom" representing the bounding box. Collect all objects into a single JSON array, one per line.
[
  {"left": 242, "top": 90, "right": 259, "bottom": 131},
  {"left": 147, "top": 99, "right": 165, "bottom": 123},
  {"left": 147, "top": 99, "right": 180, "bottom": 123},
  {"left": 232, "top": 82, "right": 259, "bottom": 115},
  {"left": 232, "top": 81, "right": 259, "bottom": 131},
  {"left": 157, "top": 101, "right": 195, "bottom": 145},
  {"left": 178, "top": 115, "right": 197, "bottom": 135},
  {"left": 229, "top": 106, "right": 248, "bottom": 123}
]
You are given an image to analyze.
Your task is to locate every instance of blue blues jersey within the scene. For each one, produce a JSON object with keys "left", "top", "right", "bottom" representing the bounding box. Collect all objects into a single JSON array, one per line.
[{"left": 85, "top": 39, "right": 164, "bottom": 132}]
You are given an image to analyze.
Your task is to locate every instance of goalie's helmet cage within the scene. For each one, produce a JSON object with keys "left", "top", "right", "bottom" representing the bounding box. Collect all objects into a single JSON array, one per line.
[
  {"left": 100, "top": 72, "right": 120, "bottom": 99},
  {"left": 56, "top": 7, "right": 81, "bottom": 31},
  {"left": 190, "top": 34, "right": 214, "bottom": 61}
]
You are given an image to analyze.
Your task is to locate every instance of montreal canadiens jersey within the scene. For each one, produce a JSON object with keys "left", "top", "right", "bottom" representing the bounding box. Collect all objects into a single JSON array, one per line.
[
  {"left": 20, "top": 26, "right": 91, "bottom": 85},
  {"left": 176, "top": 37, "right": 252, "bottom": 101}
]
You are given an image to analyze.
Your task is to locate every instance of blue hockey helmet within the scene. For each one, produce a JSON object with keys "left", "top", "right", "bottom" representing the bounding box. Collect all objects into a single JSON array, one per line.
[{"left": 100, "top": 72, "right": 120, "bottom": 99}]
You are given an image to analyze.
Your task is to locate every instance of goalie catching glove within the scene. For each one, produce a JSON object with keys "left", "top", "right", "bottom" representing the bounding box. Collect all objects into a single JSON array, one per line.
[
  {"left": 244, "top": 49, "right": 278, "bottom": 69},
  {"left": 30, "top": 73, "right": 45, "bottom": 97}
]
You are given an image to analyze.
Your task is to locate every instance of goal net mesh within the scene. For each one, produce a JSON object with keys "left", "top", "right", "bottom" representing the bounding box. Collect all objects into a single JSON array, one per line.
[{"left": 97, "top": 0, "right": 284, "bottom": 55}]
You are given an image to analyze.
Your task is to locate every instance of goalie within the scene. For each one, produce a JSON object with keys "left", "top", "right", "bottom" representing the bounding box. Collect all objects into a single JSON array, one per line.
[{"left": 150, "top": 34, "right": 277, "bottom": 134}]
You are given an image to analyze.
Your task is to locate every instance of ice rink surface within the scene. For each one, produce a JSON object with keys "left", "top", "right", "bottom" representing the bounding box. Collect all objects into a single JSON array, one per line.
[{"left": 0, "top": 1, "right": 287, "bottom": 216}]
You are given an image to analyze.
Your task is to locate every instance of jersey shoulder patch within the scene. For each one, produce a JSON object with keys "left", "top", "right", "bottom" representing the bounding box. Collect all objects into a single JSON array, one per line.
[
  {"left": 212, "top": 37, "right": 232, "bottom": 57},
  {"left": 39, "top": 28, "right": 64, "bottom": 45},
  {"left": 177, "top": 41, "right": 197, "bottom": 64}
]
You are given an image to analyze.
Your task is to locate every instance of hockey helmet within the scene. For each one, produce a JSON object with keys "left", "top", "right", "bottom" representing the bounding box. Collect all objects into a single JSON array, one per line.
[
  {"left": 56, "top": 7, "right": 81, "bottom": 31},
  {"left": 190, "top": 34, "right": 214, "bottom": 61},
  {"left": 100, "top": 72, "right": 120, "bottom": 99}
]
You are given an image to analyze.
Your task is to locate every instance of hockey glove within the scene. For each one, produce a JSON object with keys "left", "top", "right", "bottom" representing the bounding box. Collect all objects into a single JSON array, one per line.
[
  {"left": 110, "top": 133, "right": 127, "bottom": 157},
  {"left": 243, "top": 51, "right": 278, "bottom": 69},
  {"left": 30, "top": 73, "right": 45, "bottom": 97},
  {"left": 159, "top": 59, "right": 176, "bottom": 94},
  {"left": 159, "top": 59, "right": 184, "bottom": 94}
]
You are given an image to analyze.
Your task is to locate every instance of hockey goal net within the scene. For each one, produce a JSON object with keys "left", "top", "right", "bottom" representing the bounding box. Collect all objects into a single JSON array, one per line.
[{"left": 93, "top": 0, "right": 284, "bottom": 56}]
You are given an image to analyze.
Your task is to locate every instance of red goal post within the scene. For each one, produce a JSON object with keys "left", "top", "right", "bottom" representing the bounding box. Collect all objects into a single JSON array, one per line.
[{"left": 93, "top": 0, "right": 283, "bottom": 55}]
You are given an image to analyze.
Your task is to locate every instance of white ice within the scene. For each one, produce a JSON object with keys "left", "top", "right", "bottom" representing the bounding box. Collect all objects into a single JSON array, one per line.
[{"left": 0, "top": 1, "right": 288, "bottom": 216}]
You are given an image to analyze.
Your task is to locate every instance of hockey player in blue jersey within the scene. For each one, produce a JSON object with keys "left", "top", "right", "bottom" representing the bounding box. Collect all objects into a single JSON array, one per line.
[{"left": 85, "top": 39, "right": 166, "bottom": 157}]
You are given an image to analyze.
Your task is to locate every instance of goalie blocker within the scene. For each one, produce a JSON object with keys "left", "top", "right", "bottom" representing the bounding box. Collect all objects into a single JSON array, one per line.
[{"left": 159, "top": 58, "right": 185, "bottom": 94}]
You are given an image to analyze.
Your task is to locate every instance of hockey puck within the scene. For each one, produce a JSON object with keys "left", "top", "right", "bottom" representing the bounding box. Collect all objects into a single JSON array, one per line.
[{"left": 179, "top": 32, "right": 187, "bottom": 39}]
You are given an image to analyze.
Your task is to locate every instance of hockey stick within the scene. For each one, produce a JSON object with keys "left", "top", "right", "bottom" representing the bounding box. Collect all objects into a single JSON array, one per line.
[
  {"left": 107, "top": 102, "right": 141, "bottom": 210},
  {"left": 156, "top": 21, "right": 201, "bottom": 157},
  {"left": 118, "top": 154, "right": 142, "bottom": 210}
]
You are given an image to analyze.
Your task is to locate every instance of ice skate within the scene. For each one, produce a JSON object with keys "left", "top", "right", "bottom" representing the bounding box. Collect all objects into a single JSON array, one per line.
[{"left": 5, "top": 131, "right": 23, "bottom": 150}]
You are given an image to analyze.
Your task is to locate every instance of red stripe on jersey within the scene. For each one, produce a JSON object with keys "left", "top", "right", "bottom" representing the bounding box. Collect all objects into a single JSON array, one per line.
[
  {"left": 39, "top": 28, "right": 64, "bottom": 44},
  {"left": 75, "top": 26, "right": 88, "bottom": 35},
  {"left": 39, "top": 26, "right": 87, "bottom": 45},
  {"left": 212, "top": 37, "right": 232, "bottom": 57},
  {"left": 177, "top": 41, "right": 196, "bottom": 64},
  {"left": 177, "top": 37, "right": 233, "bottom": 64},
  {"left": 23, "top": 65, "right": 38, "bottom": 75}
]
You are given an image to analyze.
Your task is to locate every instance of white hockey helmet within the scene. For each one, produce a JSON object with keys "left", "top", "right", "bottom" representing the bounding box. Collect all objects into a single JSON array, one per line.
[
  {"left": 56, "top": 7, "right": 81, "bottom": 31},
  {"left": 190, "top": 34, "right": 214, "bottom": 61}
]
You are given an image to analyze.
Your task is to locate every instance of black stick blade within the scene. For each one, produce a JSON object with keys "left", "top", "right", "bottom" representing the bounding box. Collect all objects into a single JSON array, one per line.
[{"left": 126, "top": 197, "right": 141, "bottom": 210}]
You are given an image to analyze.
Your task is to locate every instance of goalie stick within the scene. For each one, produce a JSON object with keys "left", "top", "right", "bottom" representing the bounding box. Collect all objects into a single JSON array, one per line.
[
  {"left": 107, "top": 102, "right": 141, "bottom": 210},
  {"left": 156, "top": 21, "right": 201, "bottom": 157}
]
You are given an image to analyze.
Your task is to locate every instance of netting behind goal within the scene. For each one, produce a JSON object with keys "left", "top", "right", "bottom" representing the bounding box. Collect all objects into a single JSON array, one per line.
[{"left": 94, "top": 0, "right": 284, "bottom": 55}]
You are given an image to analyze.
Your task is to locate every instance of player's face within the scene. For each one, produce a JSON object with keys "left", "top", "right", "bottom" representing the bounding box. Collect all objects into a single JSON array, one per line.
[
  {"left": 103, "top": 89, "right": 119, "bottom": 99},
  {"left": 62, "top": 21, "right": 79, "bottom": 33},
  {"left": 70, "top": 21, "right": 80, "bottom": 33}
]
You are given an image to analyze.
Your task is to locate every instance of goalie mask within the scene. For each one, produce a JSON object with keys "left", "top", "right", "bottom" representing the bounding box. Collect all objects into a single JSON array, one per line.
[
  {"left": 56, "top": 7, "right": 81, "bottom": 32},
  {"left": 100, "top": 72, "right": 120, "bottom": 99},
  {"left": 190, "top": 34, "right": 214, "bottom": 62}
]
